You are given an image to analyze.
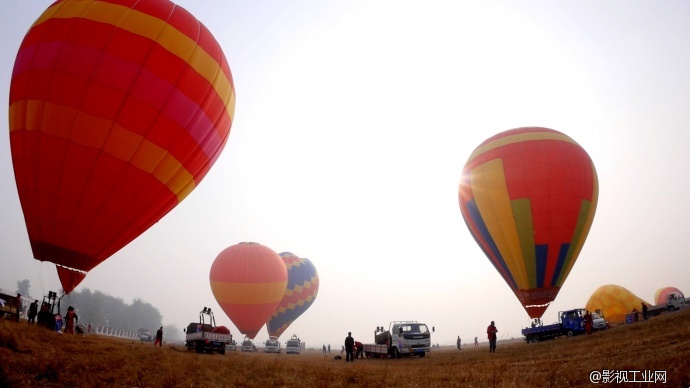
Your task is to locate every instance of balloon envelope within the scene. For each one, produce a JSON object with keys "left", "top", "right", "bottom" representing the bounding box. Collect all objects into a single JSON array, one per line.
[
  {"left": 9, "top": 0, "right": 235, "bottom": 292},
  {"left": 586, "top": 284, "right": 649, "bottom": 324},
  {"left": 458, "top": 127, "right": 598, "bottom": 318},
  {"left": 210, "top": 242, "right": 288, "bottom": 339},
  {"left": 266, "top": 252, "right": 320, "bottom": 338},
  {"left": 654, "top": 287, "right": 684, "bottom": 306}
]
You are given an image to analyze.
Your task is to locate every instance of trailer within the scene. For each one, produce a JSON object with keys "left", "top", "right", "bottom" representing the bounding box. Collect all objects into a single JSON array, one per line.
[
  {"left": 184, "top": 307, "right": 232, "bottom": 355},
  {"left": 522, "top": 308, "right": 586, "bottom": 343}
]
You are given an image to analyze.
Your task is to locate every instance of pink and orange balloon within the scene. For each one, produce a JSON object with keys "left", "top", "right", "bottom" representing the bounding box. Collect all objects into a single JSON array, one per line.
[
  {"left": 210, "top": 242, "right": 288, "bottom": 339},
  {"left": 9, "top": 0, "right": 235, "bottom": 293}
]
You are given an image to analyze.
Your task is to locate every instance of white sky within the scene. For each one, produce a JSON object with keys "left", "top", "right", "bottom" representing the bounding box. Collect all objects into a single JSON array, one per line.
[{"left": 2, "top": 0, "right": 690, "bottom": 347}]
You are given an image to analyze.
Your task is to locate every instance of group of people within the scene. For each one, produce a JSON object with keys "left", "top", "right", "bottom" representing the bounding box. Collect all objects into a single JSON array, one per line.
[
  {"left": 343, "top": 332, "right": 364, "bottom": 361},
  {"left": 340, "top": 322, "right": 500, "bottom": 360}
]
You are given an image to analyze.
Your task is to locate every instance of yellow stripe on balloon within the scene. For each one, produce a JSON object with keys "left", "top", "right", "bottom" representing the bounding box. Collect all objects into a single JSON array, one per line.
[
  {"left": 10, "top": 100, "right": 196, "bottom": 201},
  {"left": 211, "top": 280, "right": 288, "bottom": 305},
  {"left": 35, "top": 0, "right": 235, "bottom": 107},
  {"left": 470, "top": 158, "right": 529, "bottom": 289},
  {"left": 467, "top": 131, "right": 580, "bottom": 163}
]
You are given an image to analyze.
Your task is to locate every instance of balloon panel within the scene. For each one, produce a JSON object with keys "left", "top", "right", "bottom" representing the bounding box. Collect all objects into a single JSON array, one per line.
[
  {"left": 210, "top": 243, "right": 287, "bottom": 339},
  {"left": 586, "top": 284, "right": 649, "bottom": 324},
  {"left": 266, "top": 253, "right": 319, "bottom": 338},
  {"left": 9, "top": 0, "right": 235, "bottom": 292},
  {"left": 459, "top": 127, "right": 598, "bottom": 318}
]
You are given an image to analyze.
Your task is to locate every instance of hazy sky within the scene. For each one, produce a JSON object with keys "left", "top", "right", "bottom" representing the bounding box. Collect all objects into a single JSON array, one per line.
[{"left": 2, "top": 1, "right": 690, "bottom": 347}]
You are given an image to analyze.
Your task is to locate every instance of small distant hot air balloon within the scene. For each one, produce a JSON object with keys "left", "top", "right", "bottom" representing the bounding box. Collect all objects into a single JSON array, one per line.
[
  {"left": 9, "top": 0, "right": 235, "bottom": 293},
  {"left": 459, "top": 127, "right": 598, "bottom": 318},
  {"left": 654, "top": 287, "right": 684, "bottom": 306},
  {"left": 586, "top": 284, "right": 649, "bottom": 324},
  {"left": 266, "top": 252, "right": 320, "bottom": 338},
  {"left": 210, "top": 242, "right": 288, "bottom": 339}
]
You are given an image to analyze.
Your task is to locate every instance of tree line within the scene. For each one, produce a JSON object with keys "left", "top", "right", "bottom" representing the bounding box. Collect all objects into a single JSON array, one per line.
[{"left": 15, "top": 279, "right": 181, "bottom": 340}]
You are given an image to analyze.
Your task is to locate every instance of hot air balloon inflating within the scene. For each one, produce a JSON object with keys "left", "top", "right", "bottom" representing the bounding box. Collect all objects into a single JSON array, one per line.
[
  {"left": 9, "top": 0, "right": 235, "bottom": 293},
  {"left": 458, "top": 127, "right": 598, "bottom": 319}
]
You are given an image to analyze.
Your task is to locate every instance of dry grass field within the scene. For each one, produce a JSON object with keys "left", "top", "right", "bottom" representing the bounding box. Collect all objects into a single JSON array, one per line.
[{"left": 1, "top": 308, "right": 689, "bottom": 387}]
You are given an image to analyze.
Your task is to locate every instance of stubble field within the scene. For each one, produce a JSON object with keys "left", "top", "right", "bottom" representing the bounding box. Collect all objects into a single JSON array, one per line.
[{"left": 1, "top": 308, "right": 689, "bottom": 387}]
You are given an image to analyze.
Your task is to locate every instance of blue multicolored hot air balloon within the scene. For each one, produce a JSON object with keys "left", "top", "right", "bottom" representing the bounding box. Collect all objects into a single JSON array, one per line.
[
  {"left": 458, "top": 127, "right": 598, "bottom": 319},
  {"left": 266, "top": 252, "right": 319, "bottom": 338}
]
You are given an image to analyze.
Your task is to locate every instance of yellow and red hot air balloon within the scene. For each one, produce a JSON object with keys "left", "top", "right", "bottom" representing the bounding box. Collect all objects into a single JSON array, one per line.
[
  {"left": 459, "top": 127, "right": 598, "bottom": 319},
  {"left": 586, "top": 284, "right": 649, "bottom": 324},
  {"left": 266, "top": 252, "right": 320, "bottom": 338},
  {"left": 654, "top": 287, "right": 684, "bottom": 306},
  {"left": 210, "top": 242, "right": 288, "bottom": 339},
  {"left": 9, "top": 0, "right": 235, "bottom": 293}
]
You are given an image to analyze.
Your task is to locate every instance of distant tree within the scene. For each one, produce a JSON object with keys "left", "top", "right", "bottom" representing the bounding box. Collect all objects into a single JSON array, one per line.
[
  {"left": 163, "top": 324, "right": 183, "bottom": 342},
  {"left": 16, "top": 279, "right": 30, "bottom": 297},
  {"left": 63, "top": 289, "right": 163, "bottom": 333}
]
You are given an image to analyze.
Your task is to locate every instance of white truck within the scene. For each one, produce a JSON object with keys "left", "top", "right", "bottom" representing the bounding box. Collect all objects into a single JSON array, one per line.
[
  {"left": 647, "top": 291, "right": 686, "bottom": 317},
  {"left": 241, "top": 336, "right": 256, "bottom": 352},
  {"left": 184, "top": 307, "right": 232, "bottom": 355},
  {"left": 285, "top": 334, "right": 301, "bottom": 354},
  {"left": 264, "top": 336, "right": 282, "bottom": 353},
  {"left": 363, "top": 321, "right": 434, "bottom": 358}
]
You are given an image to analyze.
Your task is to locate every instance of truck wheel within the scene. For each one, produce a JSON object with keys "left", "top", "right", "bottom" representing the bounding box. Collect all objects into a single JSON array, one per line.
[
  {"left": 390, "top": 347, "right": 400, "bottom": 359},
  {"left": 566, "top": 330, "right": 574, "bottom": 337},
  {"left": 419, "top": 352, "right": 425, "bottom": 358},
  {"left": 220, "top": 347, "right": 226, "bottom": 355},
  {"left": 531, "top": 335, "right": 540, "bottom": 343},
  {"left": 195, "top": 343, "right": 203, "bottom": 353}
]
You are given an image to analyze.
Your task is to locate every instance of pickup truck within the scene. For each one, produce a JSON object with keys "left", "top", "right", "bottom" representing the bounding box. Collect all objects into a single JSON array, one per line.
[
  {"left": 285, "top": 334, "right": 301, "bottom": 354},
  {"left": 264, "top": 337, "right": 281, "bottom": 353},
  {"left": 522, "top": 308, "right": 586, "bottom": 343},
  {"left": 241, "top": 336, "right": 256, "bottom": 352},
  {"left": 184, "top": 307, "right": 232, "bottom": 355},
  {"left": 363, "top": 321, "right": 434, "bottom": 358}
]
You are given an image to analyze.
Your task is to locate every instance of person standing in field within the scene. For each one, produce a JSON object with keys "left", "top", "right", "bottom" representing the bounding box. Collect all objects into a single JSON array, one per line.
[
  {"left": 64, "top": 306, "right": 78, "bottom": 334},
  {"left": 154, "top": 326, "right": 163, "bottom": 347},
  {"left": 474, "top": 336, "right": 478, "bottom": 347},
  {"left": 323, "top": 344, "right": 327, "bottom": 355},
  {"left": 344, "top": 332, "right": 355, "bottom": 362},
  {"left": 28, "top": 300, "right": 38, "bottom": 324},
  {"left": 457, "top": 335, "right": 462, "bottom": 350},
  {"left": 15, "top": 293, "right": 21, "bottom": 322},
  {"left": 642, "top": 302, "right": 649, "bottom": 320},
  {"left": 487, "top": 321, "right": 498, "bottom": 353},
  {"left": 584, "top": 310, "right": 593, "bottom": 335}
]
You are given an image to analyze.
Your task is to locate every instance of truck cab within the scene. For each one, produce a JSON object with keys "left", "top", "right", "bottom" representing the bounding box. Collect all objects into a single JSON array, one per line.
[
  {"left": 667, "top": 292, "right": 685, "bottom": 311},
  {"left": 387, "top": 321, "right": 433, "bottom": 358},
  {"left": 241, "top": 336, "right": 255, "bottom": 352},
  {"left": 559, "top": 309, "right": 586, "bottom": 336},
  {"left": 264, "top": 337, "right": 281, "bottom": 353},
  {"left": 285, "top": 334, "right": 301, "bottom": 354}
]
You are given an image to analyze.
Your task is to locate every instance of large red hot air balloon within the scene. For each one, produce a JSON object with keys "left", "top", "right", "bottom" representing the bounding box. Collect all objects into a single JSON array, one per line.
[
  {"left": 266, "top": 252, "right": 319, "bottom": 338},
  {"left": 459, "top": 127, "right": 598, "bottom": 319},
  {"left": 9, "top": 0, "right": 235, "bottom": 293},
  {"left": 210, "top": 242, "right": 288, "bottom": 339}
]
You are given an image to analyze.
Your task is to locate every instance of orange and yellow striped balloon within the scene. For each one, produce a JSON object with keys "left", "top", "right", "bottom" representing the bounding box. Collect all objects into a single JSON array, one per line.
[
  {"left": 210, "top": 242, "right": 288, "bottom": 339},
  {"left": 9, "top": 0, "right": 235, "bottom": 293}
]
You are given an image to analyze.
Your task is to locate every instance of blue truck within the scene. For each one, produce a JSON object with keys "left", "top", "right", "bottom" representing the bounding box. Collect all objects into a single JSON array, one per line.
[{"left": 521, "top": 308, "right": 587, "bottom": 343}]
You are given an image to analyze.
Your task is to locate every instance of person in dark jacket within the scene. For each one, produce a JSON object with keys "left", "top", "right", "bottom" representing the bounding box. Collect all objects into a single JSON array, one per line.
[
  {"left": 154, "top": 326, "right": 163, "bottom": 347},
  {"left": 487, "top": 321, "right": 498, "bottom": 353},
  {"left": 344, "top": 332, "right": 355, "bottom": 362}
]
